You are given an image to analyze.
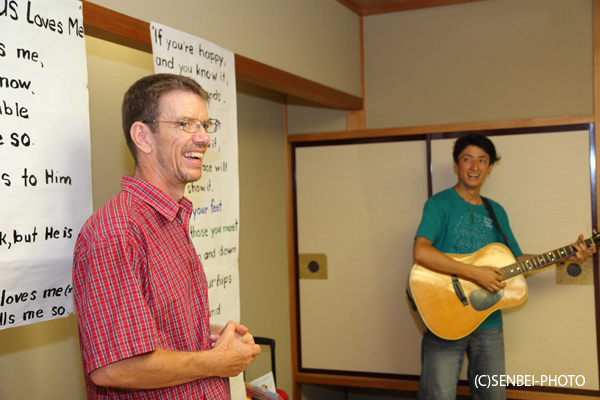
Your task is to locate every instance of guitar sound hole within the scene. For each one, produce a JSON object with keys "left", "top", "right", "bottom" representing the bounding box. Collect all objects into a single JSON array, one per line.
[{"left": 469, "top": 288, "right": 504, "bottom": 311}]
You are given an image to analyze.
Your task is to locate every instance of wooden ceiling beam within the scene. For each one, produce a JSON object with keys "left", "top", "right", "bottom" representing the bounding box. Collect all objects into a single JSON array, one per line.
[{"left": 336, "top": 0, "right": 485, "bottom": 16}]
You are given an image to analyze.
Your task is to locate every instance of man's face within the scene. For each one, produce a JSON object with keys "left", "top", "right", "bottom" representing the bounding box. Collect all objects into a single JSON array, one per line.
[
  {"left": 149, "top": 90, "right": 210, "bottom": 194},
  {"left": 454, "top": 145, "right": 494, "bottom": 190}
]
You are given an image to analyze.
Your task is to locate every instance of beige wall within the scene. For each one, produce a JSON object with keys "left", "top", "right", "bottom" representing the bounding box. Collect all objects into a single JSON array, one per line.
[
  {"left": 362, "top": 0, "right": 593, "bottom": 129},
  {"left": 86, "top": 37, "right": 150, "bottom": 207},
  {"left": 235, "top": 82, "right": 289, "bottom": 390}
]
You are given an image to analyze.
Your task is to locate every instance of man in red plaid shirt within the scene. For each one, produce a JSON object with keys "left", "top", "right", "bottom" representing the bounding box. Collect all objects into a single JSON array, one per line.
[{"left": 73, "top": 73, "right": 260, "bottom": 399}]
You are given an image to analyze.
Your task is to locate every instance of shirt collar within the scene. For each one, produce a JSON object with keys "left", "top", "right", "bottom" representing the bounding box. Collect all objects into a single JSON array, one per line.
[{"left": 121, "top": 176, "right": 192, "bottom": 222}]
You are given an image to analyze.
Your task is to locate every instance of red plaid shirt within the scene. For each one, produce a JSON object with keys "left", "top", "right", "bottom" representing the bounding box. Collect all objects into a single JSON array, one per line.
[{"left": 73, "top": 176, "right": 230, "bottom": 399}]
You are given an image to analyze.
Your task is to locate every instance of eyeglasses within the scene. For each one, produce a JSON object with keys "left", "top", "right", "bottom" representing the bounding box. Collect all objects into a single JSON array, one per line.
[{"left": 143, "top": 118, "right": 221, "bottom": 133}]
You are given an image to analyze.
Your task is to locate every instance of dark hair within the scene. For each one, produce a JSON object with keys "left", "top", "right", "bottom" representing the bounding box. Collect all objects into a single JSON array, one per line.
[
  {"left": 121, "top": 73, "right": 210, "bottom": 161},
  {"left": 452, "top": 133, "right": 500, "bottom": 165}
]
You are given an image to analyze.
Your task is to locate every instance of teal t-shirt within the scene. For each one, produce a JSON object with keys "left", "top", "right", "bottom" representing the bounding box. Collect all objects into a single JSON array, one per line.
[{"left": 415, "top": 187, "right": 523, "bottom": 329}]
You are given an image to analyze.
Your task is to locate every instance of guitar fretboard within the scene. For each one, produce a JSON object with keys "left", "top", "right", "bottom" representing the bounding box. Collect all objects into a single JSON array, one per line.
[{"left": 501, "top": 237, "right": 596, "bottom": 280}]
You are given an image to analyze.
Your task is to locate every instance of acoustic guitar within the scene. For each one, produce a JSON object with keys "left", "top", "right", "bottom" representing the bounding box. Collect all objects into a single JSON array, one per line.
[{"left": 408, "top": 233, "right": 599, "bottom": 340}]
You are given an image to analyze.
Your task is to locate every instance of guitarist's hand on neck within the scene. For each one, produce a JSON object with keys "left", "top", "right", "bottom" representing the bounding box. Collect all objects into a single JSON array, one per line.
[
  {"left": 568, "top": 233, "right": 597, "bottom": 262},
  {"left": 516, "top": 234, "right": 597, "bottom": 265}
]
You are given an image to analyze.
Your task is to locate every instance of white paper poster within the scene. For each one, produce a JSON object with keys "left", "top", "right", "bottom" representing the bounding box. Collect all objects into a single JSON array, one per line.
[
  {"left": 150, "top": 22, "right": 243, "bottom": 398},
  {"left": 0, "top": 0, "right": 92, "bottom": 329},
  {"left": 150, "top": 22, "right": 240, "bottom": 325}
]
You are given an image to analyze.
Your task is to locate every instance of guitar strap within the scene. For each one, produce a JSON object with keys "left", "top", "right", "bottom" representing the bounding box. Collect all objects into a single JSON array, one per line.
[{"left": 481, "top": 196, "right": 511, "bottom": 250}]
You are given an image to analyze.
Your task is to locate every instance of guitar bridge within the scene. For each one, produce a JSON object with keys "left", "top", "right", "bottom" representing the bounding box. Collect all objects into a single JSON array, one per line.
[{"left": 451, "top": 275, "right": 469, "bottom": 306}]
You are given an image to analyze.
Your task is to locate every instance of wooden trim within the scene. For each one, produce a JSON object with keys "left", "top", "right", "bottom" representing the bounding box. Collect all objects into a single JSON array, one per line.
[
  {"left": 336, "top": 0, "right": 485, "bottom": 16},
  {"left": 82, "top": 0, "right": 151, "bottom": 52},
  {"left": 594, "top": 0, "right": 600, "bottom": 201},
  {"left": 593, "top": 0, "right": 600, "bottom": 393},
  {"left": 346, "top": 105, "right": 366, "bottom": 130},
  {"left": 234, "top": 55, "right": 363, "bottom": 110},
  {"left": 504, "top": 390, "right": 600, "bottom": 400},
  {"left": 335, "top": 0, "right": 363, "bottom": 15},
  {"left": 295, "top": 372, "right": 419, "bottom": 391},
  {"left": 347, "top": 15, "right": 366, "bottom": 130},
  {"left": 81, "top": 0, "right": 363, "bottom": 110},
  {"left": 284, "top": 103, "right": 303, "bottom": 400},
  {"left": 506, "top": 389, "right": 598, "bottom": 400},
  {"left": 294, "top": 372, "right": 599, "bottom": 399},
  {"left": 288, "top": 114, "right": 594, "bottom": 143}
]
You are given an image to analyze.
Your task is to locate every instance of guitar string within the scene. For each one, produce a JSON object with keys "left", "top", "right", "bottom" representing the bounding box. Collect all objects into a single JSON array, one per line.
[
  {"left": 455, "top": 243, "right": 584, "bottom": 291},
  {"left": 450, "top": 238, "right": 596, "bottom": 293}
]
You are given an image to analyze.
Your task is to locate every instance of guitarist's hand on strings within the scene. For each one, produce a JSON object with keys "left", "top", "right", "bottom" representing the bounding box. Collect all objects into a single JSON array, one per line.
[
  {"left": 567, "top": 234, "right": 597, "bottom": 262},
  {"left": 466, "top": 265, "right": 505, "bottom": 293},
  {"left": 414, "top": 237, "right": 506, "bottom": 293}
]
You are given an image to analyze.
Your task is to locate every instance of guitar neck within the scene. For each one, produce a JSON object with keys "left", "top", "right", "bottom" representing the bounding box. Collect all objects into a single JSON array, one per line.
[{"left": 501, "top": 237, "right": 595, "bottom": 280}]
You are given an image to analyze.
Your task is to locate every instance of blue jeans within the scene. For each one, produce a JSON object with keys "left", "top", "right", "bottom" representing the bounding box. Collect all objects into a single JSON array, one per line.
[{"left": 417, "top": 326, "right": 506, "bottom": 400}]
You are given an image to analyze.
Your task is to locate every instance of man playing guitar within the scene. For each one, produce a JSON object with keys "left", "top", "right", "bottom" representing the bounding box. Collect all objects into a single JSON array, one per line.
[{"left": 412, "top": 133, "right": 595, "bottom": 400}]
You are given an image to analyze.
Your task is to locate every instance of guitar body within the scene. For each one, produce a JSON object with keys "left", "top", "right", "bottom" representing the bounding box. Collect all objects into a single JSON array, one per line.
[{"left": 409, "top": 242, "right": 528, "bottom": 340}]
